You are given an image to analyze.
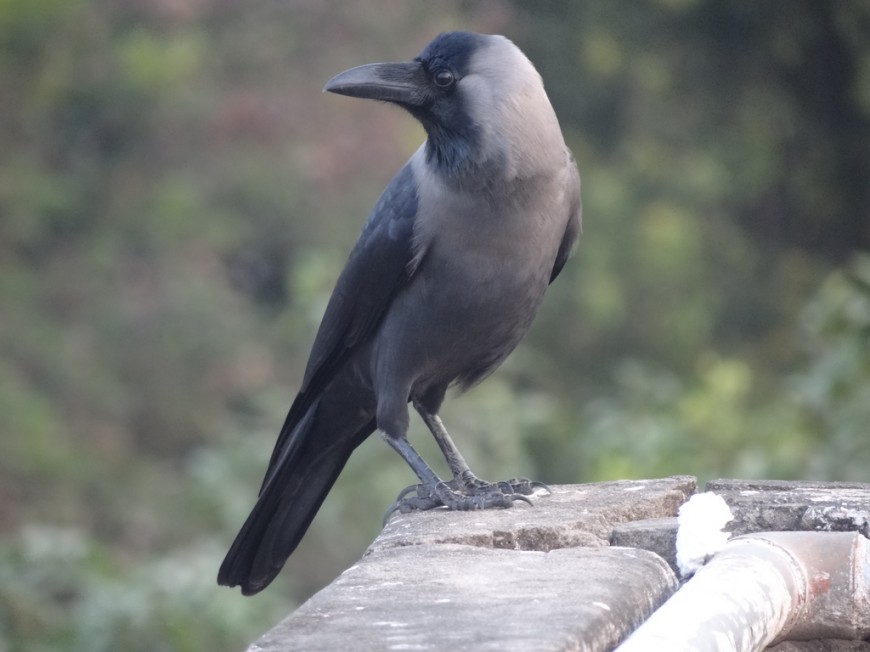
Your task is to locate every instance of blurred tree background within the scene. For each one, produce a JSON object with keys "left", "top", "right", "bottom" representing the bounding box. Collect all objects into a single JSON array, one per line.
[{"left": 1, "top": 0, "right": 868, "bottom": 649}]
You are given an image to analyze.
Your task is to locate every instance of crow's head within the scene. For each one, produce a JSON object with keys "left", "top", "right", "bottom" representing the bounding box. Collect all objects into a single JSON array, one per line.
[{"left": 325, "top": 32, "right": 564, "bottom": 185}]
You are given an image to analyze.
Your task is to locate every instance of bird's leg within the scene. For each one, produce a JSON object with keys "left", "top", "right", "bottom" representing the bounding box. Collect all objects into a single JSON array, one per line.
[
  {"left": 412, "top": 401, "right": 485, "bottom": 492},
  {"left": 380, "top": 430, "right": 531, "bottom": 522},
  {"left": 402, "top": 402, "right": 549, "bottom": 500},
  {"left": 414, "top": 401, "right": 548, "bottom": 497}
]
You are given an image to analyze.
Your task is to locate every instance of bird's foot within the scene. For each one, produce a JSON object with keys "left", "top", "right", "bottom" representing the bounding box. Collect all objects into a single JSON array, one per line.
[{"left": 384, "top": 476, "right": 548, "bottom": 523}]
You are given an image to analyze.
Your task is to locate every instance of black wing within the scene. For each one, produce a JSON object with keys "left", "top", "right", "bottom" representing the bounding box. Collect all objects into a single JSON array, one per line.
[
  {"left": 550, "top": 158, "right": 582, "bottom": 284},
  {"left": 261, "top": 163, "right": 420, "bottom": 488}
]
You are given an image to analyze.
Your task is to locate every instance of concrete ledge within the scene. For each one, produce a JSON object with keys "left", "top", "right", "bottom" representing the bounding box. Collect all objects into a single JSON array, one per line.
[
  {"left": 706, "top": 479, "right": 870, "bottom": 538},
  {"left": 370, "top": 476, "right": 696, "bottom": 554},
  {"left": 769, "top": 642, "right": 870, "bottom": 652},
  {"left": 245, "top": 477, "right": 870, "bottom": 652},
  {"left": 248, "top": 477, "right": 693, "bottom": 652},
  {"left": 252, "top": 544, "right": 676, "bottom": 652}
]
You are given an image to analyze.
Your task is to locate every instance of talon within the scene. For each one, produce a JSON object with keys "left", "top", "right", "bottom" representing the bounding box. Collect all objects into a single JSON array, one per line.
[
  {"left": 510, "top": 493, "right": 534, "bottom": 506},
  {"left": 395, "top": 483, "right": 422, "bottom": 501},
  {"left": 529, "top": 480, "right": 552, "bottom": 495},
  {"left": 382, "top": 502, "right": 401, "bottom": 526}
]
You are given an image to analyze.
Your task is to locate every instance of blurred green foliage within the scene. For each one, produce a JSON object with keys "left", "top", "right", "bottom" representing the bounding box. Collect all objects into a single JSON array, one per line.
[{"left": 1, "top": 1, "right": 868, "bottom": 650}]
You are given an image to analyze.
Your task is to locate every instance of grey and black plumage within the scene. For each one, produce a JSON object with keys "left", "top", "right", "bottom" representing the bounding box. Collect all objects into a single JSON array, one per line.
[{"left": 218, "top": 31, "right": 581, "bottom": 595}]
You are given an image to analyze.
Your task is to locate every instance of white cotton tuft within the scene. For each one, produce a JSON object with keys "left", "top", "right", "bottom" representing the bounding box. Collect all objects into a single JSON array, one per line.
[{"left": 675, "top": 492, "right": 733, "bottom": 578}]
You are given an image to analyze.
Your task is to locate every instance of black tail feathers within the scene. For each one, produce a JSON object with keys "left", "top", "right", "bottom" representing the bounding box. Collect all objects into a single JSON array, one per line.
[{"left": 218, "top": 395, "right": 375, "bottom": 595}]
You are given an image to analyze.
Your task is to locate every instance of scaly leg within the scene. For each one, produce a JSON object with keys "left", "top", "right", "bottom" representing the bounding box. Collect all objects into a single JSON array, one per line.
[
  {"left": 412, "top": 401, "right": 548, "bottom": 496},
  {"left": 380, "top": 430, "right": 529, "bottom": 522},
  {"left": 383, "top": 403, "right": 549, "bottom": 520}
]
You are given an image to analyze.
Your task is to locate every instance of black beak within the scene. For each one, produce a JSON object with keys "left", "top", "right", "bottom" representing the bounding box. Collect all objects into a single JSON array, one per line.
[{"left": 324, "top": 61, "right": 427, "bottom": 107}]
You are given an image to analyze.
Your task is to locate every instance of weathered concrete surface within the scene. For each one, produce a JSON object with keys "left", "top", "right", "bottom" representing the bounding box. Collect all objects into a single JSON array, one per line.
[
  {"left": 617, "top": 480, "right": 870, "bottom": 578},
  {"left": 706, "top": 479, "right": 870, "bottom": 538},
  {"left": 370, "top": 476, "right": 696, "bottom": 554},
  {"left": 247, "top": 478, "right": 694, "bottom": 652},
  {"left": 609, "top": 517, "right": 679, "bottom": 574},
  {"left": 245, "top": 477, "right": 870, "bottom": 651},
  {"left": 248, "top": 544, "right": 677, "bottom": 652},
  {"left": 767, "top": 641, "right": 870, "bottom": 651}
]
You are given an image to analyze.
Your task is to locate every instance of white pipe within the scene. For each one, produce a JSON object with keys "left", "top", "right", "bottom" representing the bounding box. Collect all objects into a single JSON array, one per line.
[{"left": 616, "top": 531, "right": 869, "bottom": 652}]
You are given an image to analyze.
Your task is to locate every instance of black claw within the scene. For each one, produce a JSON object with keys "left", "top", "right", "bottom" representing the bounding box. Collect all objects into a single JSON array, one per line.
[
  {"left": 395, "top": 483, "right": 422, "bottom": 501},
  {"left": 382, "top": 502, "right": 401, "bottom": 526},
  {"left": 531, "top": 480, "right": 552, "bottom": 495}
]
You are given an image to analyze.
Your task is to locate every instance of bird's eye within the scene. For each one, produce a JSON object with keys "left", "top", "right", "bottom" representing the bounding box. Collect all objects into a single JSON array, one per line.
[{"left": 432, "top": 69, "right": 455, "bottom": 88}]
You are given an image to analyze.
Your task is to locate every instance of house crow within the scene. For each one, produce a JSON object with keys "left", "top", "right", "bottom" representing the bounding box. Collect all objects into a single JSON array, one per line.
[{"left": 218, "top": 30, "right": 581, "bottom": 595}]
